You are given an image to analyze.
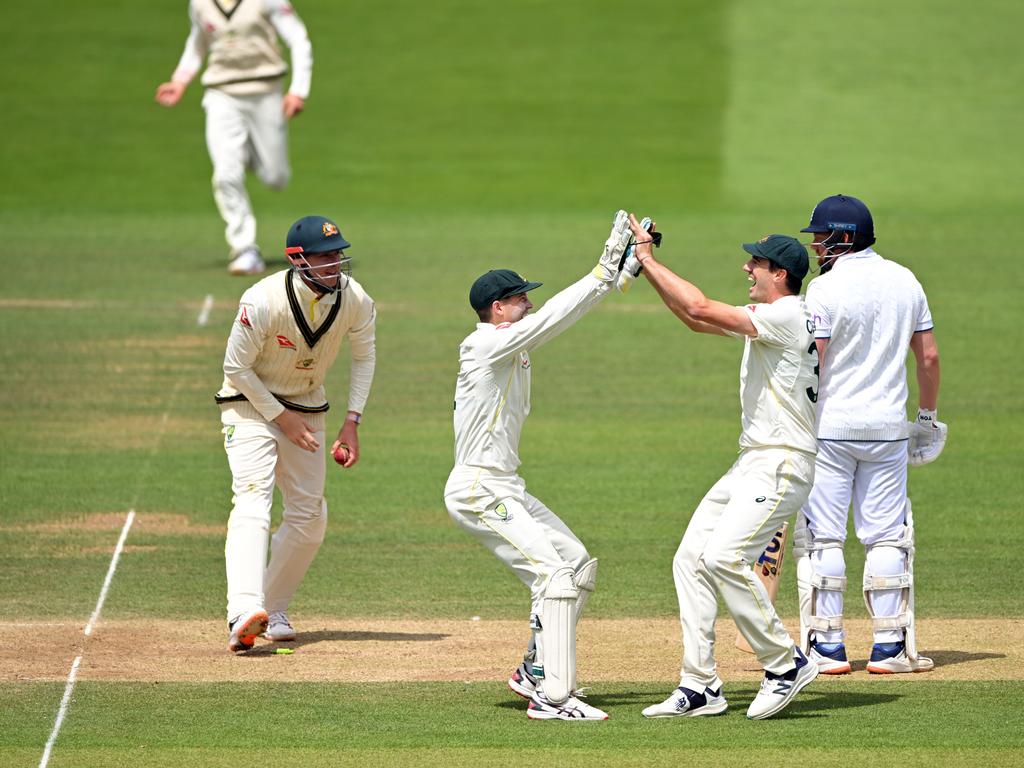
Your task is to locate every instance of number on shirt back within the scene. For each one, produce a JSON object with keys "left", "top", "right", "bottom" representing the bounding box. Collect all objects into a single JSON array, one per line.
[{"left": 805, "top": 319, "right": 819, "bottom": 403}]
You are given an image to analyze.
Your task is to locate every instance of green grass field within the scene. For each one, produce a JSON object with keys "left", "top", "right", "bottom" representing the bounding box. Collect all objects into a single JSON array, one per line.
[{"left": 2, "top": 0, "right": 1023, "bottom": 765}]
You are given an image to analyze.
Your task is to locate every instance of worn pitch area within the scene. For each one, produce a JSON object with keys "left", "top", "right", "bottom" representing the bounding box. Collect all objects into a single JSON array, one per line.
[{"left": 3, "top": 618, "right": 1019, "bottom": 683}]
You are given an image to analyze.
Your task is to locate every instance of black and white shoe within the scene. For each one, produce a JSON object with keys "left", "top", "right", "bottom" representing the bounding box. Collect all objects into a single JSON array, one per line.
[
  {"left": 642, "top": 686, "right": 728, "bottom": 718},
  {"left": 527, "top": 689, "right": 608, "bottom": 721},
  {"left": 508, "top": 660, "right": 539, "bottom": 699},
  {"left": 746, "top": 647, "right": 818, "bottom": 720}
]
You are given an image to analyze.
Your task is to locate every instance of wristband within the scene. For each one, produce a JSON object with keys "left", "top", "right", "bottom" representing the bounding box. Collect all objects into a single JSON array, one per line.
[
  {"left": 917, "top": 408, "right": 937, "bottom": 424},
  {"left": 346, "top": 412, "right": 362, "bottom": 425}
]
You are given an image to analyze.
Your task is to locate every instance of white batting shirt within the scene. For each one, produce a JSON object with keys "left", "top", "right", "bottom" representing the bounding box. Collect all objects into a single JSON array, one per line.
[
  {"left": 729, "top": 295, "right": 818, "bottom": 455},
  {"left": 172, "top": 0, "right": 313, "bottom": 98},
  {"left": 217, "top": 270, "right": 376, "bottom": 430},
  {"left": 452, "top": 274, "right": 611, "bottom": 472},
  {"left": 806, "top": 248, "right": 933, "bottom": 441}
]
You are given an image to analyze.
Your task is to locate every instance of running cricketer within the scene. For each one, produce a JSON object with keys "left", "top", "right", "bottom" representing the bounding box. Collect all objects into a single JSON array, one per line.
[
  {"left": 793, "top": 194, "right": 943, "bottom": 675},
  {"left": 624, "top": 220, "right": 820, "bottom": 720},
  {"left": 155, "top": 0, "right": 313, "bottom": 276},
  {"left": 443, "top": 211, "right": 634, "bottom": 721},
  {"left": 217, "top": 214, "right": 375, "bottom": 652}
]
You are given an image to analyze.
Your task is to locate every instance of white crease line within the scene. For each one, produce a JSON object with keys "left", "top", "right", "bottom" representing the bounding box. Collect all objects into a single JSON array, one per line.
[
  {"left": 39, "top": 509, "right": 135, "bottom": 768},
  {"left": 197, "top": 294, "right": 215, "bottom": 327},
  {"left": 39, "top": 656, "right": 81, "bottom": 768},
  {"left": 85, "top": 511, "right": 136, "bottom": 637}
]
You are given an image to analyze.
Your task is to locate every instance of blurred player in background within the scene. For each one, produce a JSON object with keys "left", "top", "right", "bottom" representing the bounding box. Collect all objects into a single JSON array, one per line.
[
  {"left": 443, "top": 212, "right": 635, "bottom": 721},
  {"left": 216, "top": 214, "right": 375, "bottom": 652},
  {"left": 623, "top": 221, "right": 820, "bottom": 720},
  {"left": 156, "top": 0, "right": 312, "bottom": 276},
  {"left": 794, "top": 194, "right": 944, "bottom": 675}
]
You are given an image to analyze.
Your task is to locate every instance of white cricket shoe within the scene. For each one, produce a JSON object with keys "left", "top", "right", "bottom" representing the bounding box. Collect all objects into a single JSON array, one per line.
[
  {"left": 866, "top": 642, "right": 934, "bottom": 674},
  {"left": 527, "top": 689, "right": 608, "bottom": 721},
  {"left": 508, "top": 660, "right": 539, "bottom": 699},
  {"left": 746, "top": 647, "right": 818, "bottom": 720},
  {"left": 264, "top": 611, "right": 296, "bottom": 642},
  {"left": 228, "top": 249, "right": 266, "bottom": 276},
  {"left": 808, "top": 641, "right": 852, "bottom": 675},
  {"left": 228, "top": 609, "right": 268, "bottom": 653},
  {"left": 642, "top": 685, "right": 728, "bottom": 718}
]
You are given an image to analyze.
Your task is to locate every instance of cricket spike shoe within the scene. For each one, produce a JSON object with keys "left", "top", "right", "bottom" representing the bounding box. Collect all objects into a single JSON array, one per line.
[
  {"left": 527, "top": 689, "right": 608, "bottom": 721},
  {"left": 228, "top": 609, "right": 269, "bottom": 653},
  {"left": 508, "top": 660, "right": 539, "bottom": 699},
  {"left": 642, "top": 686, "right": 728, "bottom": 718},
  {"left": 866, "top": 641, "right": 934, "bottom": 674},
  {"left": 746, "top": 647, "right": 819, "bottom": 720},
  {"left": 808, "top": 641, "right": 852, "bottom": 675},
  {"left": 228, "top": 248, "right": 266, "bottom": 276},
  {"left": 264, "top": 611, "right": 296, "bottom": 642}
]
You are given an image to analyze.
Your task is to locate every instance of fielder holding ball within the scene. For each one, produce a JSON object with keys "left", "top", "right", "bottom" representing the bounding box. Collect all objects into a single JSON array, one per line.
[
  {"left": 155, "top": 0, "right": 313, "bottom": 276},
  {"left": 622, "top": 218, "right": 820, "bottom": 720},
  {"left": 444, "top": 212, "right": 635, "bottom": 721},
  {"left": 216, "top": 215, "right": 375, "bottom": 652}
]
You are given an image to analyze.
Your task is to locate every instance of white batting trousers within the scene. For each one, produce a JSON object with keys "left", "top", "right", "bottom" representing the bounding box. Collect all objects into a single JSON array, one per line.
[
  {"left": 222, "top": 418, "right": 327, "bottom": 622},
  {"left": 802, "top": 439, "right": 910, "bottom": 643},
  {"left": 674, "top": 447, "right": 814, "bottom": 691},
  {"left": 202, "top": 88, "right": 291, "bottom": 256},
  {"left": 444, "top": 467, "right": 590, "bottom": 617}
]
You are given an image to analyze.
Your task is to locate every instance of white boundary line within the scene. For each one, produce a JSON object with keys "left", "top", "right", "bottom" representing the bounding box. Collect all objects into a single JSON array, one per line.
[{"left": 39, "top": 510, "right": 134, "bottom": 768}]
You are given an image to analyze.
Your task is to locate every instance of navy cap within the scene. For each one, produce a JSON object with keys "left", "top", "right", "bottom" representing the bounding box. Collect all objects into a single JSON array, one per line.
[
  {"left": 742, "top": 234, "right": 809, "bottom": 280},
  {"left": 469, "top": 269, "right": 543, "bottom": 311},
  {"left": 801, "top": 194, "right": 874, "bottom": 243},
  {"left": 285, "top": 215, "right": 351, "bottom": 257}
]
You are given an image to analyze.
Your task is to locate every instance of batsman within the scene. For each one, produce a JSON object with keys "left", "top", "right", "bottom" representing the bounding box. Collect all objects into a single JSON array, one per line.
[{"left": 443, "top": 211, "right": 636, "bottom": 721}]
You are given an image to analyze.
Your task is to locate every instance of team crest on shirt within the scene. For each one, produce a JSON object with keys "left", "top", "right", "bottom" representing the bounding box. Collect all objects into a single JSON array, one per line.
[
  {"left": 322, "top": 221, "right": 339, "bottom": 237},
  {"left": 295, "top": 357, "right": 316, "bottom": 370},
  {"left": 238, "top": 306, "right": 252, "bottom": 327},
  {"left": 276, "top": 335, "right": 297, "bottom": 350}
]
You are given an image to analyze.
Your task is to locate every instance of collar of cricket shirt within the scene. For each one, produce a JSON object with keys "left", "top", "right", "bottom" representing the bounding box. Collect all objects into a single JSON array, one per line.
[{"left": 286, "top": 269, "right": 342, "bottom": 348}]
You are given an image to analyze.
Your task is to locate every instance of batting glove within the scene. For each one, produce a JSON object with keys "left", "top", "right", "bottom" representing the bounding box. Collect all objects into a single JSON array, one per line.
[
  {"left": 616, "top": 217, "right": 653, "bottom": 293},
  {"left": 594, "top": 210, "right": 633, "bottom": 282},
  {"left": 908, "top": 409, "right": 948, "bottom": 466}
]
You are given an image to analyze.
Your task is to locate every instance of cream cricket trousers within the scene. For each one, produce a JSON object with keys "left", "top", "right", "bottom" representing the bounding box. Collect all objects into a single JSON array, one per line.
[
  {"left": 444, "top": 467, "right": 590, "bottom": 621},
  {"left": 222, "top": 417, "right": 327, "bottom": 622},
  {"left": 674, "top": 447, "right": 814, "bottom": 691},
  {"left": 202, "top": 87, "right": 291, "bottom": 256}
]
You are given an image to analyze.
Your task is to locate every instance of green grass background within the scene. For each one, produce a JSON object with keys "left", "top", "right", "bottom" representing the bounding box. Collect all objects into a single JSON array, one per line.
[{"left": 2, "top": 0, "right": 1023, "bottom": 765}]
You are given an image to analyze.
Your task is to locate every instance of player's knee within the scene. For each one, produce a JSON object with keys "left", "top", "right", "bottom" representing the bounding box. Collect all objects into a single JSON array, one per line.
[
  {"left": 259, "top": 167, "right": 290, "bottom": 190},
  {"left": 283, "top": 498, "right": 327, "bottom": 544},
  {"left": 698, "top": 547, "right": 739, "bottom": 580}
]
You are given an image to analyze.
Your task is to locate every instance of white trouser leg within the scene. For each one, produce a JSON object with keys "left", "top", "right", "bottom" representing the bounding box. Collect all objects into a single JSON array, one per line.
[
  {"left": 676, "top": 449, "right": 814, "bottom": 690},
  {"left": 203, "top": 89, "right": 257, "bottom": 255},
  {"left": 246, "top": 90, "right": 291, "bottom": 190},
  {"left": 223, "top": 421, "right": 278, "bottom": 621},
  {"left": 851, "top": 441, "right": 912, "bottom": 645},
  {"left": 444, "top": 468, "right": 589, "bottom": 692},
  {"left": 263, "top": 425, "right": 328, "bottom": 614}
]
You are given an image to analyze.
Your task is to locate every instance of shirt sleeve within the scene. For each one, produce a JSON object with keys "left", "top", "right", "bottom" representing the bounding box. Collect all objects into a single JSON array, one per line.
[
  {"left": 744, "top": 300, "right": 799, "bottom": 349},
  {"left": 475, "top": 273, "right": 611, "bottom": 364},
  {"left": 222, "top": 297, "right": 286, "bottom": 422},
  {"left": 266, "top": 0, "right": 313, "bottom": 99},
  {"left": 915, "top": 280, "right": 934, "bottom": 333},
  {"left": 805, "top": 280, "right": 832, "bottom": 339},
  {"left": 346, "top": 300, "right": 377, "bottom": 414},
  {"left": 170, "top": 3, "right": 206, "bottom": 83}
]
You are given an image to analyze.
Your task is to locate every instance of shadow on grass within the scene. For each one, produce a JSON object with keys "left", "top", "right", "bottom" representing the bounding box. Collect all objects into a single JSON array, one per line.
[{"left": 843, "top": 649, "right": 1004, "bottom": 673}]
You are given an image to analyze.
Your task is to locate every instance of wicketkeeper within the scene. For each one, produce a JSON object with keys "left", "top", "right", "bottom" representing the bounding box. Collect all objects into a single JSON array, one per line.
[{"left": 443, "top": 212, "right": 635, "bottom": 721}]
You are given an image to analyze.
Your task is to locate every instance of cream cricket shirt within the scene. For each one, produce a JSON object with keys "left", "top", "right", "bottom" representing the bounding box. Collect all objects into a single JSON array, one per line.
[
  {"left": 805, "top": 248, "right": 933, "bottom": 441},
  {"left": 172, "top": 0, "right": 313, "bottom": 98},
  {"left": 452, "top": 274, "right": 611, "bottom": 472},
  {"left": 217, "top": 270, "right": 376, "bottom": 430},
  {"left": 731, "top": 294, "right": 818, "bottom": 455}
]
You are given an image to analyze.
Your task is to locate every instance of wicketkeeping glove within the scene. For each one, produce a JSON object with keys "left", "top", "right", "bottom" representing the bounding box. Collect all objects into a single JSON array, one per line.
[
  {"left": 908, "top": 409, "right": 948, "bottom": 467},
  {"left": 594, "top": 210, "right": 633, "bottom": 282},
  {"left": 616, "top": 217, "right": 653, "bottom": 293}
]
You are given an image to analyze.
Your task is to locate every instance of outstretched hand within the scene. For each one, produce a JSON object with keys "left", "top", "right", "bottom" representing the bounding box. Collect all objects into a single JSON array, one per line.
[{"left": 155, "top": 81, "right": 187, "bottom": 107}]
